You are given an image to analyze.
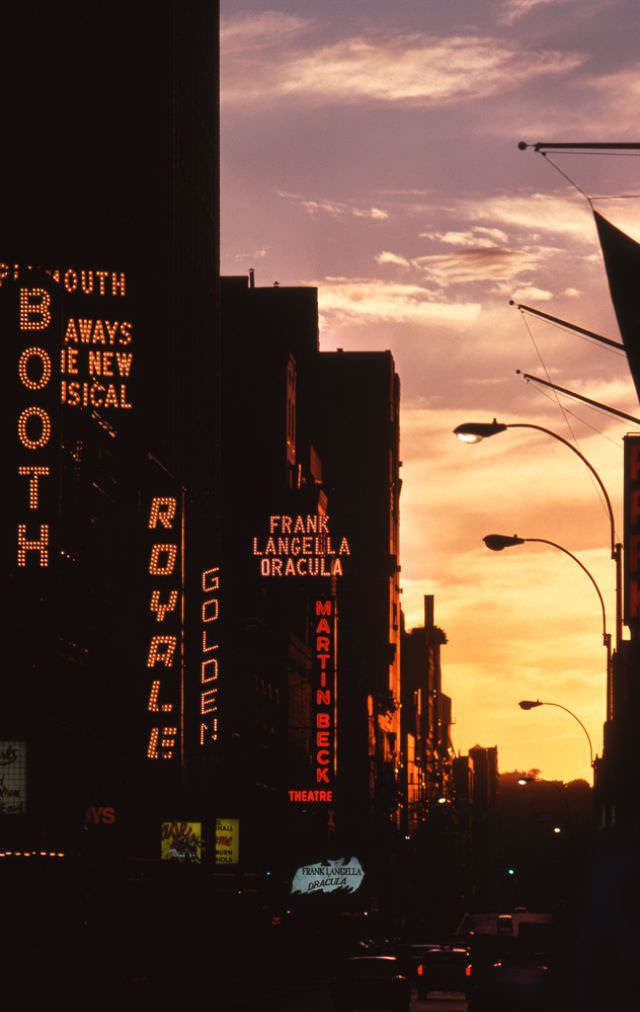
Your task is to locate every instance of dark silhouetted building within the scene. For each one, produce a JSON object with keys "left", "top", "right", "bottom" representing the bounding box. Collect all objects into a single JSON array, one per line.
[
  {"left": 400, "top": 595, "right": 454, "bottom": 836},
  {"left": 4, "top": 2, "right": 221, "bottom": 859},
  {"left": 311, "top": 350, "right": 402, "bottom": 859}
]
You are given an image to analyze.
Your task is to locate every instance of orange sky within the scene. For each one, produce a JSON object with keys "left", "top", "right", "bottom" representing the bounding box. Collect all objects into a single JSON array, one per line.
[{"left": 220, "top": 0, "right": 640, "bottom": 783}]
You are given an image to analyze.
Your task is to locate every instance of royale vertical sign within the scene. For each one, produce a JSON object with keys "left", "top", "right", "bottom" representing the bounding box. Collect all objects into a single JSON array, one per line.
[
  {"left": 624, "top": 433, "right": 640, "bottom": 635},
  {"left": 145, "top": 485, "right": 183, "bottom": 762}
]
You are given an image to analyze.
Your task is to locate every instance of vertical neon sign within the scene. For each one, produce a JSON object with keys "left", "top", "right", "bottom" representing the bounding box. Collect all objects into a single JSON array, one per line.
[
  {"left": 200, "top": 566, "right": 221, "bottom": 745},
  {"left": 313, "top": 598, "right": 335, "bottom": 790},
  {"left": 145, "top": 489, "right": 183, "bottom": 761},
  {"left": 288, "top": 596, "right": 337, "bottom": 804},
  {"left": 16, "top": 285, "right": 54, "bottom": 570}
]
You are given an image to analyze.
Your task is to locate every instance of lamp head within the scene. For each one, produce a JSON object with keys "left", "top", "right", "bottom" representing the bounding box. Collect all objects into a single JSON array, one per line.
[
  {"left": 453, "top": 420, "right": 508, "bottom": 443},
  {"left": 519, "top": 700, "right": 543, "bottom": 710},
  {"left": 483, "top": 534, "right": 525, "bottom": 551}
]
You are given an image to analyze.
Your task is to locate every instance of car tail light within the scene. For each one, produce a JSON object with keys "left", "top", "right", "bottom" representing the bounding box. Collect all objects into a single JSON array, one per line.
[
  {"left": 465, "top": 963, "right": 472, "bottom": 978},
  {"left": 417, "top": 963, "right": 424, "bottom": 976}
]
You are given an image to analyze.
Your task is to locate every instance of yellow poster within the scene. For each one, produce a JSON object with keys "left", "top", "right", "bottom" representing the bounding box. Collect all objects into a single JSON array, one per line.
[
  {"left": 215, "top": 817, "right": 239, "bottom": 864},
  {"left": 160, "top": 821, "right": 202, "bottom": 862}
]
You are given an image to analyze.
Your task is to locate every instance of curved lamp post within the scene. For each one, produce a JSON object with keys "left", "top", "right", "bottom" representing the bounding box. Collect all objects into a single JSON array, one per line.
[
  {"left": 483, "top": 534, "right": 611, "bottom": 685},
  {"left": 518, "top": 699, "right": 594, "bottom": 768},
  {"left": 455, "top": 419, "right": 621, "bottom": 720}
]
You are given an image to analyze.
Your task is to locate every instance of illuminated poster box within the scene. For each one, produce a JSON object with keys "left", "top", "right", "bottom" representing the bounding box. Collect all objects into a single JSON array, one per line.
[
  {"left": 0, "top": 742, "right": 27, "bottom": 815},
  {"left": 215, "top": 818, "right": 239, "bottom": 864},
  {"left": 291, "top": 857, "right": 364, "bottom": 895},
  {"left": 161, "top": 821, "right": 202, "bottom": 863}
]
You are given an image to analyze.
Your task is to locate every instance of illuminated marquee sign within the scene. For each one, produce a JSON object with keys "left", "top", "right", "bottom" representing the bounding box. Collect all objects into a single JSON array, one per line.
[
  {"left": 5, "top": 260, "right": 132, "bottom": 576},
  {"left": 289, "top": 597, "right": 336, "bottom": 804},
  {"left": 84, "top": 805, "right": 116, "bottom": 826},
  {"left": 253, "top": 514, "right": 350, "bottom": 577},
  {"left": 4, "top": 260, "right": 131, "bottom": 410},
  {"left": 624, "top": 433, "right": 640, "bottom": 633},
  {"left": 144, "top": 488, "right": 183, "bottom": 761},
  {"left": 291, "top": 857, "right": 364, "bottom": 895},
  {"left": 200, "top": 566, "right": 221, "bottom": 746},
  {"left": 1, "top": 262, "right": 126, "bottom": 298}
]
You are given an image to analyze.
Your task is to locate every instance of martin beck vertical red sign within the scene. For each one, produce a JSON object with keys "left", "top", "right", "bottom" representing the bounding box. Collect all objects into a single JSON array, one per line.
[{"left": 288, "top": 597, "right": 336, "bottom": 804}]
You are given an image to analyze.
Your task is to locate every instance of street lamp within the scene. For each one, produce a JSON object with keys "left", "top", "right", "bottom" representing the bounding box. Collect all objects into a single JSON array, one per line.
[
  {"left": 517, "top": 774, "right": 573, "bottom": 838},
  {"left": 456, "top": 418, "right": 621, "bottom": 719},
  {"left": 483, "top": 534, "right": 611, "bottom": 684},
  {"left": 518, "top": 699, "right": 594, "bottom": 768}
]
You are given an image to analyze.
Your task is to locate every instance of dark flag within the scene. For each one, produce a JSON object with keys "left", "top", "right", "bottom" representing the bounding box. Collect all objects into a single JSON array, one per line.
[{"left": 594, "top": 210, "right": 640, "bottom": 403}]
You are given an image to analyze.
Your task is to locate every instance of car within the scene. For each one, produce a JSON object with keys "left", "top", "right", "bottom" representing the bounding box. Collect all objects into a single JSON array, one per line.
[
  {"left": 465, "top": 954, "right": 556, "bottom": 1011},
  {"left": 332, "top": 955, "right": 411, "bottom": 1012},
  {"left": 414, "top": 944, "right": 471, "bottom": 999},
  {"left": 395, "top": 941, "right": 440, "bottom": 982}
]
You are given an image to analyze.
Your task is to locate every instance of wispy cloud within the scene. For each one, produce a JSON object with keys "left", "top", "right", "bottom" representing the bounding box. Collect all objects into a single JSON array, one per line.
[
  {"left": 312, "top": 277, "right": 481, "bottom": 326},
  {"left": 222, "top": 24, "right": 585, "bottom": 106},
  {"left": 499, "top": 0, "right": 573, "bottom": 27},
  {"left": 375, "top": 251, "right": 412, "bottom": 268},
  {"left": 510, "top": 284, "right": 554, "bottom": 302},
  {"left": 233, "top": 248, "right": 267, "bottom": 262},
  {"left": 220, "top": 11, "right": 310, "bottom": 54},
  {"left": 413, "top": 247, "right": 548, "bottom": 286},
  {"left": 419, "top": 226, "right": 510, "bottom": 247},
  {"left": 282, "top": 35, "right": 583, "bottom": 106},
  {"left": 465, "top": 192, "right": 596, "bottom": 243},
  {"left": 353, "top": 206, "right": 389, "bottom": 220},
  {"left": 277, "top": 189, "right": 389, "bottom": 221}
]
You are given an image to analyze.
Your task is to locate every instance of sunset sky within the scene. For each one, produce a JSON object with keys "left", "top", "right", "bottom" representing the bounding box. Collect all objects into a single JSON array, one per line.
[{"left": 219, "top": 0, "right": 640, "bottom": 783}]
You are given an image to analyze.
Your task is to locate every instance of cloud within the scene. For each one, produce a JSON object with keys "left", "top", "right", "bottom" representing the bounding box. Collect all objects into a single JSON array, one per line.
[
  {"left": 353, "top": 207, "right": 389, "bottom": 220},
  {"left": 222, "top": 27, "right": 585, "bottom": 106},
  {"left": 488, "top": 56, "right": 640, "bottom": 142},
  {"left": 311, "top": 277, "right": 481, "bottom": 326},
  {"left": 220, "top": 11, "right": 310, "bottom": 54},
  {"left": 283, "top": 35, "right": 583, "bottom": 106},
  {"left": 499, "top": 0, "right": 573, "bottom": 27},
  {"left": 464, "top": 192, "right": 597, "bottom": 243},
  {"left": 422, "top": 226, "right": 510, "bottom": 247},
  {"left": 233, "top": 248, "right": 267, "bottom": 262},
  {"left": 511, "top": 284, "right": 554, "bottom": 302},
  {"left": 277, "top": 189, "right": 389, "bottom": 221},
  {"left": 413, "top": 247, "right": 548, "bottom": 286},
  {"left": 375, "top": 251, "right": 412, "bottom": 268}
]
